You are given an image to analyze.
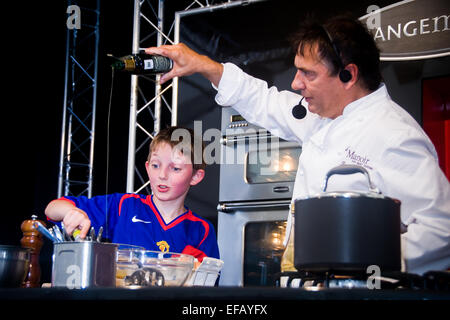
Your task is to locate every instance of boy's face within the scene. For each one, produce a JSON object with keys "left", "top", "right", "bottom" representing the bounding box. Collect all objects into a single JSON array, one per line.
[{"left": 145, "top": 142, "right": 204, "bottom": 202}]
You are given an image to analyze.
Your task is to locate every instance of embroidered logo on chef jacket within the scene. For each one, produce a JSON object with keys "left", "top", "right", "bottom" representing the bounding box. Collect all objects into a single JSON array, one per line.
[
  {"left": 344, "top": 147, "right": 373, "bottom": 170},
  {"left": 156, "top": 240, "right": 170, "bottom": 252}
]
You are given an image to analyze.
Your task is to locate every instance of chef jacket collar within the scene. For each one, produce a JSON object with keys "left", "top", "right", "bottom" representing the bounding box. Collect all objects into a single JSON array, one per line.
[
  {"left": 308, "top": 84, "right": 388, "bottom": 150},
  {"left": 342, "top": 83, "right": 388, "bottom": 117}
]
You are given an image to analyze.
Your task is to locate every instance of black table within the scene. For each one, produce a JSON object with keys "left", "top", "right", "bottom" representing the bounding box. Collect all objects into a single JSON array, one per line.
[
  {"left": 1, "top": 286, "right": 448, "bottom": 317},
  {"left": 1, "top": 286, "right": 449, "bottom": 300}
]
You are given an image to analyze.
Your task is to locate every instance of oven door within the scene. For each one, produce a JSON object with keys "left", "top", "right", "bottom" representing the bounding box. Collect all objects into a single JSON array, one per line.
[
  {"left": 219, "top": 134, "right": 301, "bottom": 202},
  {"left": 217, "top": 200, "right": 288, "bottom": 286}
]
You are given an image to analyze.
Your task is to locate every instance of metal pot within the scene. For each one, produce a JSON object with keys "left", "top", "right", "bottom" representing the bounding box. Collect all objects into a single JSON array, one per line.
[
  {"left": 0, "top": 245, "right": 31, "bottom": 288},
  {"left": 294, "top": 165, "right": 401, "bottom": 273},
  {"left": 52, "top": 241, "right": 117, "bottom": 288}
]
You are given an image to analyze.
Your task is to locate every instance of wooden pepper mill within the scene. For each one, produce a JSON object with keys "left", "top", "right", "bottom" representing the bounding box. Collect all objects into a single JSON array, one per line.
[{"left": 20, "top": 215, "right": 45, "bottom": 288}]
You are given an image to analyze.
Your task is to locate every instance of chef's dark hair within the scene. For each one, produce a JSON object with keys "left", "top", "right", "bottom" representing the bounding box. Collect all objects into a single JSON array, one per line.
[{"left": 290, "top": 16, "right": 382, "bottom": 91}]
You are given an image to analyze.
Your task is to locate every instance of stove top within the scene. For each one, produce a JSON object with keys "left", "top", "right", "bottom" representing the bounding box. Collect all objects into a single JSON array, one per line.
[{"left": 278, "top": 270, "right": 450, "bottom": 291}]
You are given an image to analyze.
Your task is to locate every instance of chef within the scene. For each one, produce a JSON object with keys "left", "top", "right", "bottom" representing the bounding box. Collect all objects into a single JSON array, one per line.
[{"left": 145, "top": 16, "right": 450, "bottom": 275}]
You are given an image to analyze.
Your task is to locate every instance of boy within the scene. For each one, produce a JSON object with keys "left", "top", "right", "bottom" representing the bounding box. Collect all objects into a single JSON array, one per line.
[{"left": 45, "top": 126, "right": 219, "bottom": 261}]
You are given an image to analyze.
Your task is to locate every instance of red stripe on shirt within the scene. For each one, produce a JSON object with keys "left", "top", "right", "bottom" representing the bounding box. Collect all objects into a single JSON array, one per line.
[
  {"left": 57, "top": 197, "right": 76, "bottom": 206},
  {"left": 182, "top": 245, "right": 207, "bottom": 262},
  {"left": 146, "top": 195, "right": 190, "bottom": 230},
  {"left": 184, "top": 212, "right": 210, "bottom": 247},
  {"left": 45, "top": 197, "right": 77, "bottom": 222},
  {"left": 118, "top": 194, "right": 142, "bottom": 216},
  {"left": 146, "top": 195, "right": 210, "bottom": 247},
  {"left": 147, "top": 196, "right": 209, "bottom": 240}
]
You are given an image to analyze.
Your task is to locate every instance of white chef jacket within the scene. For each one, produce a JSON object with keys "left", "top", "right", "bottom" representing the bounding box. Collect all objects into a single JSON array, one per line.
[{"left": 214, "top": 62, "right": 450, "bottom": 275}]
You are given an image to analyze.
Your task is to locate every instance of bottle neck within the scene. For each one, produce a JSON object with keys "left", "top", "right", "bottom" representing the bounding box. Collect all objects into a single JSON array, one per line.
[{"left": 111, "top": 60, "right": 125, "bottom": 70}]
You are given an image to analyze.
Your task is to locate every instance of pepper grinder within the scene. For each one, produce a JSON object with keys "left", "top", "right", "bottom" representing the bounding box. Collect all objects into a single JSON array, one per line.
[{"left": 20, "top": 215, "right": 45, "bottom": 288}]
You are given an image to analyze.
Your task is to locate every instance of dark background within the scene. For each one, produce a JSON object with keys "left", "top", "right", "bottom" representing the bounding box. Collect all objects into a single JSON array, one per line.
[{"left": 2, "top": 0, "right": 449, "bottom": 283}]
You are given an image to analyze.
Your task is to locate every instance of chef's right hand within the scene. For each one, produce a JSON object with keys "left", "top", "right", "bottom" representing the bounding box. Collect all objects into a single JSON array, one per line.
[
  {"left": 144, "top": 43, "right": 223, "bottom": 87},
  {"left": 62, "top": 208, "right": 91, "bottom": 239}
]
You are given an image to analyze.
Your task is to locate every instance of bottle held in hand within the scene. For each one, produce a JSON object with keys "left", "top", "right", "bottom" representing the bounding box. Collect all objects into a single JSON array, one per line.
[{"left": 111, "top": 51, "right": 173, "bottom": 75}]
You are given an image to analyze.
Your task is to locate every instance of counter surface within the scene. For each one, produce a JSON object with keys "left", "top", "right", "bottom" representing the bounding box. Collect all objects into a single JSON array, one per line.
[
  {"left": 1, "top": 287, "right": 447, "bottom": 317},
  {"left": 1, "top": 286, "right": 448, "bottom": 300}
]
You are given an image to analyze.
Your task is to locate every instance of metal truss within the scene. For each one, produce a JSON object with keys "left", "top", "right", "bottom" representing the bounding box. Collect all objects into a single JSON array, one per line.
[
  {"left": 58, "top": 0, "right": 100, "bottom": 198},
  {"left": 127, "top": 0, "right": 266, "bottom": 194}
]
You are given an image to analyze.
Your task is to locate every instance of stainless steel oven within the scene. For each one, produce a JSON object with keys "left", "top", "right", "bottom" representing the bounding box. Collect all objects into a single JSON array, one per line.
[
  {"left": 217, "top": 107, "right": 301, "bottom": 286},
  {"left": 217, "top": 201, "right": 288, "bottom": 286},
  {"left": 219, "top": 107, "right": 302, "bottom": 202}
]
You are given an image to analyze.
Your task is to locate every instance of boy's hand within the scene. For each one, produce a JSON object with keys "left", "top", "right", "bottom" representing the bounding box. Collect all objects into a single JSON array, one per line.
[{"left": 62, "top": 208, "right": 91, "bottom": 239}]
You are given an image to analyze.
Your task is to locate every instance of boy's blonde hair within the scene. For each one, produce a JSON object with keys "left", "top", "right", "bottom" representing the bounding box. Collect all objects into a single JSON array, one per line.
[{"left": 148, "top": 126, "right": 206, "bottom": 171}]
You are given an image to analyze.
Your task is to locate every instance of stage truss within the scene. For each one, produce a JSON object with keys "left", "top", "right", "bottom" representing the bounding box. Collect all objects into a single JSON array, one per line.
[
  {"left": 127, "top": 0, "right": 266, "bottom": 194},
  {"left": 57, "top": 0, "right": 266, "bottom": 198},
  {"left": 58, "top": 0, "right": 100, "bottom": 198}
]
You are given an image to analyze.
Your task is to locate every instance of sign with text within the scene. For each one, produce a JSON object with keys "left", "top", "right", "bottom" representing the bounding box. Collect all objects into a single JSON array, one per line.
[{"left": 360, "top": 0, "right": 450, "bottom": 61}]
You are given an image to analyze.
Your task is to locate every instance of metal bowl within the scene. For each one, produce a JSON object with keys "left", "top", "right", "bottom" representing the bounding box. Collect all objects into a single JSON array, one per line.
[
  {"left": 116, "top": 250, "right": 194, "bottom": 288},
  {"left": 0, "top": 245, "right": 30, "bottom": 288}
]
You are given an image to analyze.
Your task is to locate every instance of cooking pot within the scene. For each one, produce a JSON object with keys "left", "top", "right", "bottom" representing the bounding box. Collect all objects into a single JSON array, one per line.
[
  {"left": 52, "top": 241, "right": 117, "bottom": 288},
  {"left": 0, "top": 245, "right": 31, "bottom": 287},
  {"left": 294, "top": 165, "right": 401, "bottom": 273}
]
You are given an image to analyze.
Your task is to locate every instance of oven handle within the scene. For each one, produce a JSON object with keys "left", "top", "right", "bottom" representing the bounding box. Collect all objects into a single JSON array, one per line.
[
  {"left": 220, "top": 132, "right": 272, "bottom": 145},
  {"left": 217, "top": 200, "right": 291, "bottom": 212}
]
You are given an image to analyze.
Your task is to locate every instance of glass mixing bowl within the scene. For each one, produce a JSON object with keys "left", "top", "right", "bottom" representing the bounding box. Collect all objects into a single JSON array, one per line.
[{"left": 116, "top": 249, "right": 194, "bottom": 288}]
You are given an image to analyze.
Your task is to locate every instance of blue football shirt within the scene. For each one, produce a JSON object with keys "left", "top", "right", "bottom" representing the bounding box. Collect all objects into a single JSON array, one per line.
[{"left": 59, "top": 193, "right": 219, "bottom": 261}]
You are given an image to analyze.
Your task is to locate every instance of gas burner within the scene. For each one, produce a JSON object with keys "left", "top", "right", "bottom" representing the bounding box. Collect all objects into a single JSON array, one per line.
[
  {"left": 277, "top": 270, "right": 450, "bottom": 291},
  {"left": 279, "top": 271, "right": 374, "bottom": 290}
]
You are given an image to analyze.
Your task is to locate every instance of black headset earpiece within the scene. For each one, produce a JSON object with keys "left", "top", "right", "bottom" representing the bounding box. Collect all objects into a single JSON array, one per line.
[
  {"left": 322, "top": 25, "right": 352, "bottom": 83},
  {"left": 339, "top": 69, "right": 352, "bottom": 83}
]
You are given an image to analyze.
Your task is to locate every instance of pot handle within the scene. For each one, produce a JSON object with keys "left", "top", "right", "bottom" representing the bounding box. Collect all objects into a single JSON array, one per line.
[{"left": 322, "top": 164, "right": 380, "bottom": 193}]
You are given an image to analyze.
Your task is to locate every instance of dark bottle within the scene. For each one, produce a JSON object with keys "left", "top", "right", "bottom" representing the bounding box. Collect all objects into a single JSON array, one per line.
[{"left": 111, "top": 51, "right": 173, "bottom": 75}]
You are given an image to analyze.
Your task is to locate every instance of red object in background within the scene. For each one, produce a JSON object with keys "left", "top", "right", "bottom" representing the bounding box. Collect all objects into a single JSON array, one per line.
[{"left": 422, "top": 76, "right": 450, "bottom": 181}]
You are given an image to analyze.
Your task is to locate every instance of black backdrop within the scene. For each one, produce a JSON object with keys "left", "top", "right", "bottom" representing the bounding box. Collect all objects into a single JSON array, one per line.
[{"left": 2, "top": 0, "right": 449, "bottom": 283}]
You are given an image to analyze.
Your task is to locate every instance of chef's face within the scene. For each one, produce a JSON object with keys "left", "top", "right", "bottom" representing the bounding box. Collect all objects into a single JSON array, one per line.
[
  {"left": 291, "top": 43, "right": 343, "bottom": 119},
  {"left": 146, "top": 142, "right": 204, "bottom": 202}
]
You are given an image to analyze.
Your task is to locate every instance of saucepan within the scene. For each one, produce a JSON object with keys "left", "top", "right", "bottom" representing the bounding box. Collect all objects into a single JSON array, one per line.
[
  {"left": 0, "top": 245, "right": 31, "bottom": 287},
  {"left": 294, "top": 164, "right": 401, "bottom": 273}
]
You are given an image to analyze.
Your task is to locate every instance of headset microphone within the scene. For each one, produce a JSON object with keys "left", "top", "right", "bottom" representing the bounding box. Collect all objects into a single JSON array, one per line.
[
  {"left": 322, "top": 25, "right": 352, "bottom": 83},
  {"left": 292, "top": 97, "right": 307, "bottom": 119}
]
